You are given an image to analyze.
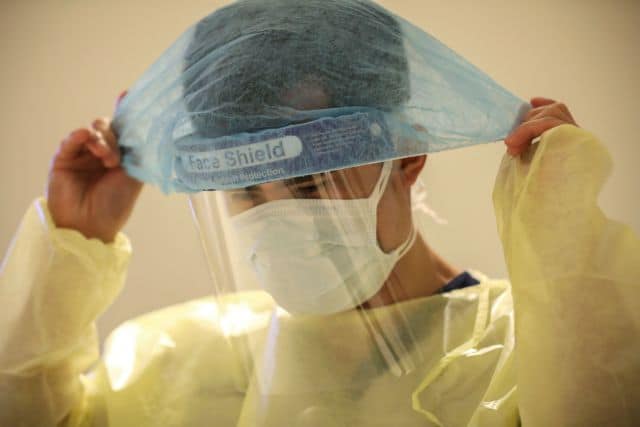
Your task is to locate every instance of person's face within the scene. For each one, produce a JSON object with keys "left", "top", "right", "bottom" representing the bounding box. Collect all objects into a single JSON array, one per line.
[
  {"left": 224, "top": 79, "right": 426, "bottom": 253},
  {"left": 224, "top": 156, "right": 425, "bottom": 253}
]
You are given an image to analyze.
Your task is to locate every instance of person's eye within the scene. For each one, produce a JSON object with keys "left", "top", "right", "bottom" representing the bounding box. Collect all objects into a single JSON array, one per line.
[{"left": 294, "top": 183, "right": 321, "bottom": 197}]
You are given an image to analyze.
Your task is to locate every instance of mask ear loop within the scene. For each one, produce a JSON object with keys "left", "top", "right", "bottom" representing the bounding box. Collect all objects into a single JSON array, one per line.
[
  {"left": 371, "top": 161, "right": 417, "bottom": 257},
  {"left": 369, "top": 161, "right": 394, "bottom": 203}
]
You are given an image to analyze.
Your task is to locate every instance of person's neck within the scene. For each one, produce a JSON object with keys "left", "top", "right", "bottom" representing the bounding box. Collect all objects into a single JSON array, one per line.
[{"left": 363, "top": 234, "right": 461, "bottom": 308}]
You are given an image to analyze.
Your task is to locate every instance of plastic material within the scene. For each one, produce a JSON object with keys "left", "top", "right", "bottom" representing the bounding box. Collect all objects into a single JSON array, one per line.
[
  {"left": 225, "top": 161, "right": 417, "bottom": 315},
  {"left": 112, "top": 0, "right": 528, "bottom": 192}
]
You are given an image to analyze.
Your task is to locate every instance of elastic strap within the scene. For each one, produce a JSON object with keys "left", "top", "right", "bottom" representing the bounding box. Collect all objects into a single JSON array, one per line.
[
  {"left": 370, "top": 161, "right": 394, "bottom": 203},
  {"left": 371, "top": 160, "right": 417, "bottom": 258}
]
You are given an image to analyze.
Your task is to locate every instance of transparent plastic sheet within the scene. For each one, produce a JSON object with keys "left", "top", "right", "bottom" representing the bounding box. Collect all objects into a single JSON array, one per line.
[
  {"left": 186, "top": 159, "right": 517, "bottom": 426},
  {"left": 112, "top": 0, "right": 529, "bottom": 193}
]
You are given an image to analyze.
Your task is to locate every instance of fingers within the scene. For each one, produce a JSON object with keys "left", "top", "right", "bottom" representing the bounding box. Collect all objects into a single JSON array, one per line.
[
  {"left": 505, "top": 116, "right": 567, "bottom": 156},
  {"left": 92, "top": 117, "right": 120, "bottom": 168},
  {"left": 530, "top": 97, "right": 556, "bottom": 108},
  {"left": 88, "top": 89, "right": 128, "bottom": 167},
  {"left": 54, "top": 125, "right": 116, "bottom": 171},
  {"left": 523, "top": 101, "right": 576, "bottom": 124},
  {"left": 56, "top": 129, "right": 94, "bottom": 160},
  {"left": 504, "top": 97, "right": 580, "bottom": 157},
  {"left": 55, "top": 91, "right": 129, "bottom": 171},
  {"left": 56, "top": 128, "right": 105, "bottom": 163}
]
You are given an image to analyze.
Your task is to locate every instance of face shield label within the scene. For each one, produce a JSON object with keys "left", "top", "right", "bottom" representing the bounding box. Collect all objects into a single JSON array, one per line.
[
  {"left": 180, "top": 136, "right": 303, "bottom": 173},
  {"left": 173, "top": 111, "right": 397, "bottom": 191}
]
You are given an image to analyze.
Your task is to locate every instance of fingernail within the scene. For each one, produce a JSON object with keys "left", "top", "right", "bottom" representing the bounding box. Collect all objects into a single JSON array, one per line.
[{"left": 94, "top": 130, "right": 108, "bottom": 147}]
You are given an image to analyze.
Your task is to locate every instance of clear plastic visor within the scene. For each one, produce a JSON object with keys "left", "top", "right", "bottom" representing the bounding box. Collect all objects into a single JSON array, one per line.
[
  {"left": 224, "top": 162, "right": 386, "bottom": 216},
  {"left": 186, "top": 159, "right": 494, "bottom": 425},
  {"left": 189, "top": 161, "right": 421, "bottom": 314}
]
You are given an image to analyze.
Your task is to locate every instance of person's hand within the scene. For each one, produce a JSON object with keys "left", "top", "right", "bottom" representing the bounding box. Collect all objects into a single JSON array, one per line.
[
  {"left": 505, "top": 97, "right": 579, "bottom": 157},
  {"left": 47, "top": 92, "right": 143, "bottom": 243}
]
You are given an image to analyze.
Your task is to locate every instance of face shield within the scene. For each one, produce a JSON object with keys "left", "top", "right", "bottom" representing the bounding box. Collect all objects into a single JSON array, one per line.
[
  {"left": 183, "top": 117, "right": 473, "bottom": 425},
  {"left": 189, "top": 155, "right": 425, "bottom": 358},
  {"left": 110, "top": 0, "right": 528, "bottom": 423},
  {"left": 192, "top": 160, "right": 417, "bottom": 316}
]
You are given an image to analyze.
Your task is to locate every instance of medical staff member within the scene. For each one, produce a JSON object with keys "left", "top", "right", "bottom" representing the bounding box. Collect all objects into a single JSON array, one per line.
[{"left": 2, "top": 0, "right": 639, "bottom": 425}]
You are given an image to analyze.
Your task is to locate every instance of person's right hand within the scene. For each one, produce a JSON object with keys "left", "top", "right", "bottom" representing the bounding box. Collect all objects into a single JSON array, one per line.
[{"left": 47, "top": 92, "right": 143, "bottom": 243}]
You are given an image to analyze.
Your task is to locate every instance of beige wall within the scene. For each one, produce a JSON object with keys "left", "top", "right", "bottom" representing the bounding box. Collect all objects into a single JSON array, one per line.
[{"left": 1, "top": 0, "right": 638, "bottom": 337}]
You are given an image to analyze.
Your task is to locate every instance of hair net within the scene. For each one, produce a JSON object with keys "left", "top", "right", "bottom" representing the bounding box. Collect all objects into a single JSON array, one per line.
[{"left": 113, "top": 0, "right": 528, "bottom": 192}]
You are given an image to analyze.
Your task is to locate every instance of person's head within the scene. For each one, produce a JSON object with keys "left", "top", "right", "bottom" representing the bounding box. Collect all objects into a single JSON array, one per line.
[
  {"left": 182, "top": 0, "right": 425, "bottom": 254},
  {"left": 182, "top": 0, "right": 410, "bottom": 135}
]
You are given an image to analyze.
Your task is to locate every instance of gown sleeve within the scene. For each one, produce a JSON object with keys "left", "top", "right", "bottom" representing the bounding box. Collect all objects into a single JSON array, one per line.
[
  {"left": 0, "top": 198, "right": 131, "bottom": 427},
  {"left": 493, "top": 124, "right": 640, "bottom": 426}
]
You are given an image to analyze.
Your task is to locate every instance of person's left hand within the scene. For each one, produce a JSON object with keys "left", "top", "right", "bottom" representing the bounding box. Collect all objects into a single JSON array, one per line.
[{"left": 505, "top": 97, "right": 579, "bottom": 157}]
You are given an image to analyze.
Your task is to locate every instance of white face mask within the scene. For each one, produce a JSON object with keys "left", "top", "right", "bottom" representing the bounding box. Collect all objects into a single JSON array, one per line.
[{"left": 230, "top": 161, "right": 417, "bottom": 315}]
